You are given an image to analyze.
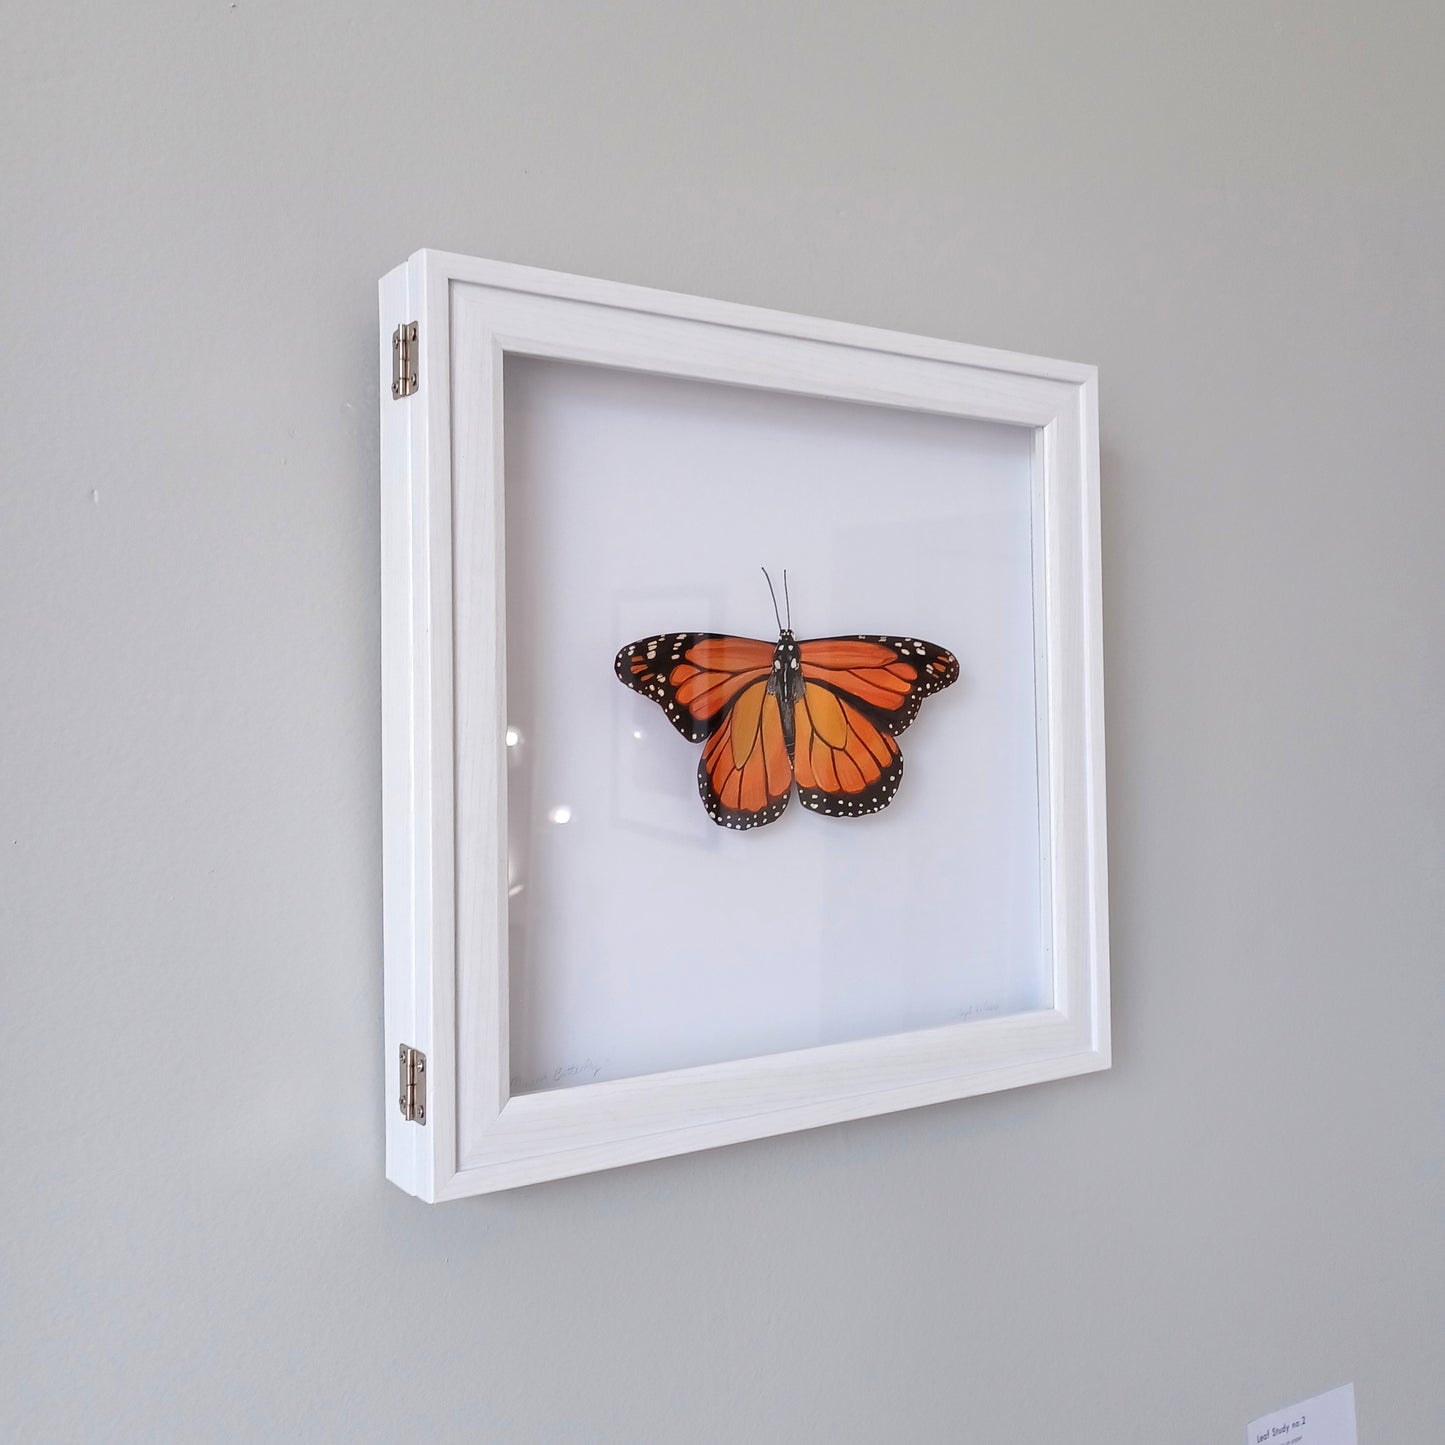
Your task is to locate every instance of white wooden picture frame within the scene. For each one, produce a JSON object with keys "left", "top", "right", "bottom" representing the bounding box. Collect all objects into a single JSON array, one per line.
[{"left": 379, "top": 250, "right": 1109, "bottom": 1199}]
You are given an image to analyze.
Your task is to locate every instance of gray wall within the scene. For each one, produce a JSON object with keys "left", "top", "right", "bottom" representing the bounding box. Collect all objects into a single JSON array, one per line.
[{"left": 4, "top": 3, "right": 1441, "bottom": 1440}]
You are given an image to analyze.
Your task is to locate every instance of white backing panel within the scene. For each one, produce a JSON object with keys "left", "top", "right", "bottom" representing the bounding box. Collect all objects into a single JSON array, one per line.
[{"left": 503, "top": 358, "right": 1045, "bottom": 1090}]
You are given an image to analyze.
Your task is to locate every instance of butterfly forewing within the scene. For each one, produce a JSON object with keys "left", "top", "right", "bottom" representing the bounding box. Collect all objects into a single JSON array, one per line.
[
  {"left": 614, "top": 632, "right": 775, "bottom": 743},
  {"left": 797, "top": 635, "right": 959, "bottom": 736},
  {"left": 697, "top": 680, "right": 793, "bottom": 829}
]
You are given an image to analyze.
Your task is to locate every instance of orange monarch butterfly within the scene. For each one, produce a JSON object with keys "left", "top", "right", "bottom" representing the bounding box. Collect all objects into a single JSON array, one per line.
[{"left": 615, "top": 570, "right": 959, "bottom": 830}]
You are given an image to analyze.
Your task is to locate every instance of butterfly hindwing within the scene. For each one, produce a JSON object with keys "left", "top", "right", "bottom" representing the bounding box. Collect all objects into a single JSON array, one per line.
[
  {"left": 614, "top": 632, "right": 776, "bottom": 743},
  {"left": 697, "top": 679, "right": 793, "bottom": 829},
  {"left": 792, "top": 679, "right": 905, "bottom": 818}
]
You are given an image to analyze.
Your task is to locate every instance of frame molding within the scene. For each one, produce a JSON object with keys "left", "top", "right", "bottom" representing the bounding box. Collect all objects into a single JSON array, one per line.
[{"left": 380, "top": 250, "right": 1108, "bottom": 1199}]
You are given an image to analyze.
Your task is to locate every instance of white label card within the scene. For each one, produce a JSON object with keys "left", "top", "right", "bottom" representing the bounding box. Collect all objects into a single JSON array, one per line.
[{"left": 1246, "top": 1384, "right": 1357, "bottom": 1445}]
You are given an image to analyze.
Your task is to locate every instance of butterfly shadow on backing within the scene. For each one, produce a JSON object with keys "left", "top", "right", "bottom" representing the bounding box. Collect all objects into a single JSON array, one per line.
[{"left": 614, "top": 570, "right": 960, "bottom": 831}]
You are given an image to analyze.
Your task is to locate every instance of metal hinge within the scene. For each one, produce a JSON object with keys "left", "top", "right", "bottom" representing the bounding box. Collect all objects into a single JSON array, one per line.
[
  {"left": 398, "top": 1044, "right": 427, "bottom": 1123},
  {"left": 391, "top": 321, "right": 418, "bottom": 399}
]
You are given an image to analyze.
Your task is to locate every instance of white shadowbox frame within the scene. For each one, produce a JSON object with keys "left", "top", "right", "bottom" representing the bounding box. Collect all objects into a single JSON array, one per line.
[{"left": 379, "top": 250, "right": 1109, "bottom": 1200}]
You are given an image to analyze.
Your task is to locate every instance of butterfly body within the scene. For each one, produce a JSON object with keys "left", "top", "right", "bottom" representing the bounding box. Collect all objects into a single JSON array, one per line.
[
  {"left": 615, "top": 625, "right": 958, "bottom": 830},
  {"left": 764, "top": 630, "right": 807, "bottom": 750}
]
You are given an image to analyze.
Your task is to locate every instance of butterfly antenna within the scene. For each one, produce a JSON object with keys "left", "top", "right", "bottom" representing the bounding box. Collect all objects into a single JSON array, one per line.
[
  {"left": 783, "top": 569, "right": 792, "bottom": 630},
  {"left": 761, "top": 566, "right": 784, "bottom": 634}
]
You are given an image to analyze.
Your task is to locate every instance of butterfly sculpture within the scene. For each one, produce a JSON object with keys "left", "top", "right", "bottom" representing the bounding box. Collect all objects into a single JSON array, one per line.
[{"left": 615, "top": 571, "right": 959, "bottom": 830}]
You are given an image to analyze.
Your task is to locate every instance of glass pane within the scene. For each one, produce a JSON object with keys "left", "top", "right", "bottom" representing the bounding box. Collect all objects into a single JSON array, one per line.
[{"left": 503, "top": 357, "right": 1046, "bottom": 1093}]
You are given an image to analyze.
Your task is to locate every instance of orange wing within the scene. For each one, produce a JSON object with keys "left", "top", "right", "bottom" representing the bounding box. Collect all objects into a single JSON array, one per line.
[
  {"left": 797, "top": 635, "right": 959, "bottom": 736},
  {"left": 791, "top": 681, "right": 904, "bottom": 818},
  {"left": 614, "top": 632, "right": 776, "bottom": 743},
  {"left": 698, "top": 680, "right": 793, "bottom": 829},
  {"left": 791, "top": 634, "right": 957, "bottom": 818}
]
